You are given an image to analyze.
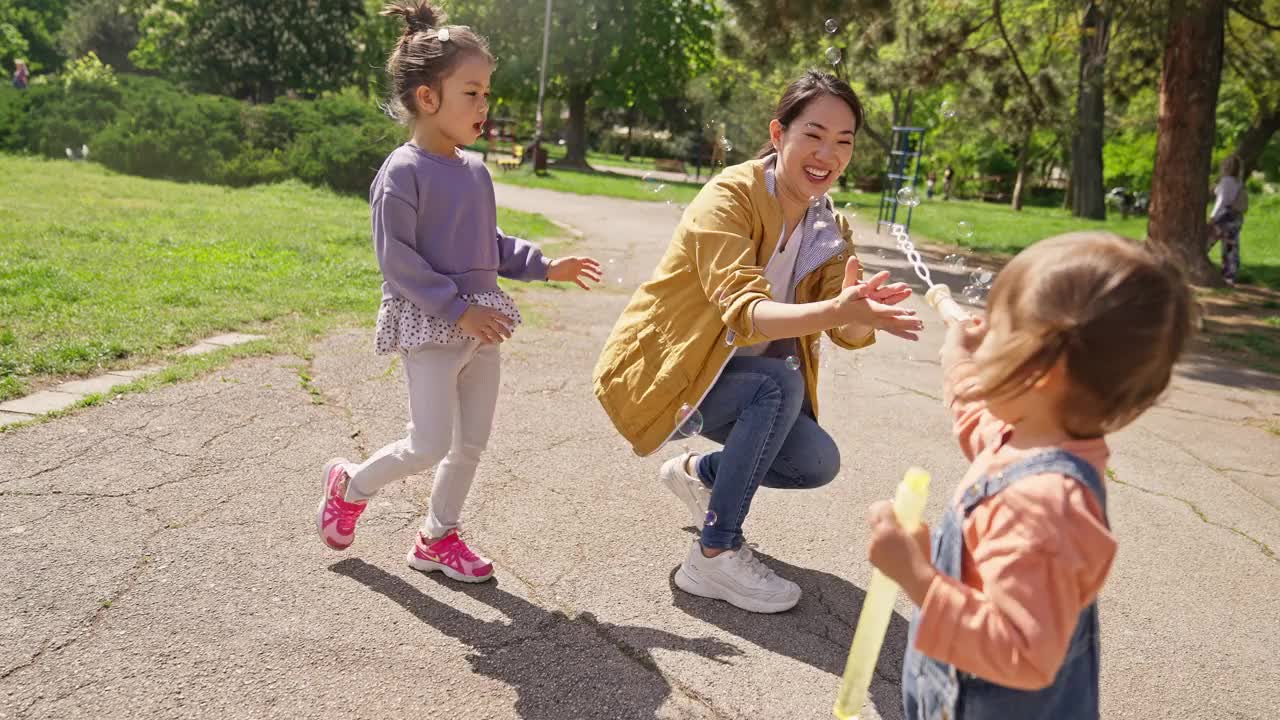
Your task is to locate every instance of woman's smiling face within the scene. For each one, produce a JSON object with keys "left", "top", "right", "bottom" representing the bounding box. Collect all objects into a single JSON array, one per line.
[{"left": 770, "top": 93, "right": 857, "bottom": 200}]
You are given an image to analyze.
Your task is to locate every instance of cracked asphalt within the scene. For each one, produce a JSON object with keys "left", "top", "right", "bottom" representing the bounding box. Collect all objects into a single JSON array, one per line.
[{"left": 2, "top": 185, "right": 1278, "bottom": 719}]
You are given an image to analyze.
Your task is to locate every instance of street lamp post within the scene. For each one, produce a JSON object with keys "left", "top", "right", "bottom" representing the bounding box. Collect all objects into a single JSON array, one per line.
[{"left": 532, "top": 0, "right": 552, "bottom": 174}]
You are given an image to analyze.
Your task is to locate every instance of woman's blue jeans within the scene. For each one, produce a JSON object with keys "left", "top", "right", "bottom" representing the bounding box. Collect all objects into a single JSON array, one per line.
[{"left": 692, "top": 355, "right": 841, "bottom": 549}]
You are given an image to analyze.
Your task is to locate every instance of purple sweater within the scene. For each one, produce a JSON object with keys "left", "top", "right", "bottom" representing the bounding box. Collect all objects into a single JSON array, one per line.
[{"left": 370, "top": 144, "right": 550, "bottom": 324}]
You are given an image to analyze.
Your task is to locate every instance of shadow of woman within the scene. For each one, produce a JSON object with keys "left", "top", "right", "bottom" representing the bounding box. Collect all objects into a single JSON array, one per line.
[
  {"left": 330, "top": 558, "right": 742, "bottom": 720},
  {"left": 667, "top": 548, "right": 910, "bottom": 720}
]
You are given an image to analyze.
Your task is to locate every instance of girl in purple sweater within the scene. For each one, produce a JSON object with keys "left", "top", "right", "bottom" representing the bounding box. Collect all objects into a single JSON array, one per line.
[{"left": 315, "top": 1, "right": 600, "bottom": 582}]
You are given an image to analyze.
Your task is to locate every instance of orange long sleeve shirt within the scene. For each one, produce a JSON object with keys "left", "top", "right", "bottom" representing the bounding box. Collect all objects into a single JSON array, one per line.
[{"left": 912, "top": 356, "right": 1117, "bottom": 691}]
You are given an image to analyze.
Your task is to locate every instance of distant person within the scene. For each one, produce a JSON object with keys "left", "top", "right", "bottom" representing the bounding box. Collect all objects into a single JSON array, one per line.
[
  {"left": 12, "top": 59, "right": 28, "bottom": 90},
  {"left": 1208, "top": 154, "right": 1248, "bottom": 286},
  {"left": 942, "top": 165, "right": 955, "bottom": 200},
  {"left": 315, "top": 0, "right": 601, "bottom": 582},
  {"left": 926, "top": 170, "right": 937, "bottom": 198}
]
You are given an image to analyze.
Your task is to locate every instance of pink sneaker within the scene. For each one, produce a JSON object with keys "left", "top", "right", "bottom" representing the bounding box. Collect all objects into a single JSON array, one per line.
[
  {"left": 315, "top": 458, "right": 367, "bottom": 550},
  {"left": 406, "top": 529, "right": 494, "bottom": 583}
]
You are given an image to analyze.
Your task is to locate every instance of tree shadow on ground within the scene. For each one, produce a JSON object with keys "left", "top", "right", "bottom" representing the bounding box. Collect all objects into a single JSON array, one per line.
[
  {"left": 330, "top": 558, "right": 742, "bottom": 720},
  {"left": 667, "top": 545, "right": 909, "bottom": 720}
]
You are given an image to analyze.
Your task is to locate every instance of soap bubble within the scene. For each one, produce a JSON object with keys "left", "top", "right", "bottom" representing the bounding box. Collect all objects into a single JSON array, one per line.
[
  {"left": 809, "top": 196, "right": 822, "bottom": 209},
  {"left": 675, "top": 404, "right": 703, "bottom": 437},
  {"left": 703, "top": 510, "right": 718, "bottom": 527},
  {"left": 785, "top": 355, "right": 800, "bottom": 371},
  {"left": 642, "top": 172, "right": 656, "bottom": 183},
  {"left": 843, "top": 202, "right": 853, "bottom": 209},
  {"left": 653, "top": 183, "right": 666, "bottom": 193},
  {"left": 814, "top": 221, "right": 829, "bottom": 231},
  {"left": 939, "top": 100, "right": 957, "bottom": 120},
  {"left": 720, "top": 137, "right": 733, "bottom": 152},
  {"left": 896, "top": 186, "right": 921, "bottom": 208},
  {"left": 825, "top": 47, "right": 842, "bottom": 66},
  {"left": 961, "top": 284, "right": 988, "bottom": 303},
  {"left": 944, "top": 254, "right": 967, "bottom": 270},
  {"left": 970, "top": 269, "right": 994, "bottom": 286},
  {"left": 957, "top": 221, "right": 974, "bottom": 240},
  {"left": 825, "top": 18, "right": 839, "bottom": 33}
]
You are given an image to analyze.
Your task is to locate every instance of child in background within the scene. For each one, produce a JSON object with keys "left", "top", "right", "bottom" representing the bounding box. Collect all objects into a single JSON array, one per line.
[
  {"left": 866, "top": 233, "right": 1192, "bottom": 719},
  {"left": 316, "top": 0, "right": 600, "bottom": 582}
]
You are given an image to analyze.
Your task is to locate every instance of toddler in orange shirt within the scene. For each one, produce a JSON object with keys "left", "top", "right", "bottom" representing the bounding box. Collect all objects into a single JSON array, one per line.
[{"left": 866, "top": 232, "right": 1193, "bottom": 720}]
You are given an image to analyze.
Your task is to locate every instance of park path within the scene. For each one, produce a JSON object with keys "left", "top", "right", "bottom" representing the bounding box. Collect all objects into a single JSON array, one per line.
[{"left": 1, "top": 184, "right": 1278, "bottom": 719}]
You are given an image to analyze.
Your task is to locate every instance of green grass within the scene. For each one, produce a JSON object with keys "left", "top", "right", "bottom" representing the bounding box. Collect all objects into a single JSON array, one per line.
[{"left": 0, "top": 155, "right": 559, "bottom": 401}]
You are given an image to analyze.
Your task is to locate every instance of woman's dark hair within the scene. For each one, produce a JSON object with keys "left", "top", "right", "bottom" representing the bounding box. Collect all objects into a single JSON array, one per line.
[
  {"left": 755, "top": 70, "right": 866, "bottom": 158},
  {"left": 381, "top": 1, "right": 493, "bottom": 124}
]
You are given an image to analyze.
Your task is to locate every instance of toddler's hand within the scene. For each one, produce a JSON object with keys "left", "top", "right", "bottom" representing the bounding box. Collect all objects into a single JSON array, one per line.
[
  {"left": 940, "top": 315, "right": 987, "bottom": 366},
  {"left": 548, "top": 256, "right": 603, "bottom": 290},
  {"left": 458, "top": 305, "right": 513, "bottom": 344},
  {"left": 867, "top": 500, "right": 936, "bottom": 606}
]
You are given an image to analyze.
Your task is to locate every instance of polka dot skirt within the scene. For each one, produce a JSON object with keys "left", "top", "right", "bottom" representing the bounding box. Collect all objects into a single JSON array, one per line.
[{"left": 374, "top": 291, "right": 523, "bottom": 354}]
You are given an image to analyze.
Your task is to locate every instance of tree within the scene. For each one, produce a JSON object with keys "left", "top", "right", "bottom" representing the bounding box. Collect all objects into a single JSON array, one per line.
[
  {"left": 1222, "top": 0, "right": 1280, "bottom": 176},
  {"left": 450, "top": 0, "right": 717, "bottom": 168},
  {"left": 1147, "top": 0, "right": 1226, "bottom": 285},
  {"left": 58, "top": 0, "right": 140, "bottom": 72},
  {"left": 0, "top": 0, "right": 72, "bottom": 71},
  {"left": 129, "top": 0, "right": 363, "bottom": 102},
  {"left": 1069, "top": 1, "right": 1109, "bottom": 219}
]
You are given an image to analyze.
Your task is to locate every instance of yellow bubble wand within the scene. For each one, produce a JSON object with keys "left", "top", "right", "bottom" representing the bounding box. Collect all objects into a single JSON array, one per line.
[
  {"left": 833, "top": 467, "right": 932, "bottom": 720},
  {"left": 833, "top": 228, "right": 970, "bottom": 719}
]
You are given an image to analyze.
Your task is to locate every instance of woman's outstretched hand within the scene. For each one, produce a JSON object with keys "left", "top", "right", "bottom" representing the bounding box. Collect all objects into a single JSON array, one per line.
[
  {"left": 843, "top": 257, "right": 912, "bottom": 305},
  {"left": 833, "top": 258, "right": 923, "bottom": 341},
  {"left": 548, "top": 256, "right": 603, "bottom": 290}
]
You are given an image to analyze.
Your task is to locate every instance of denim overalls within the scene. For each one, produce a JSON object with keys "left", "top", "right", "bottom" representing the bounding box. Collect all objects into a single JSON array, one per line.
[{"left": 902, "top": 449, "right": 1107, "bottom": 720}]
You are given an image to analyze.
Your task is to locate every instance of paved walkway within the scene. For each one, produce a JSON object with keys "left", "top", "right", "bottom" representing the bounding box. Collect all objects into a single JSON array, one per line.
[{"left": 2, "top": 185, "right": 1277, "bottom": 719}]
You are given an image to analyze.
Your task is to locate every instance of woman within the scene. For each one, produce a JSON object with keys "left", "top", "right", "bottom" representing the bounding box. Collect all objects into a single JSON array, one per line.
[
  {"left": 592, "top": 71, "right": 922, "bottom": 614},
  {"left": 1209, "top": 154, "right": 1248, "bottom": 286},
  {"left": 12, "top": 60, "right": 28, "bottom": 90}
]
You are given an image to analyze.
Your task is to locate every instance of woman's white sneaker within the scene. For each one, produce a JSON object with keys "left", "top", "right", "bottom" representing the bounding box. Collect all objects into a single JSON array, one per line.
[
  {"left": 660, "top": 452, "right": 711, "bottom": 526},
  {"left": 674, "top": 541, "right": 801, "bottom": 613}
]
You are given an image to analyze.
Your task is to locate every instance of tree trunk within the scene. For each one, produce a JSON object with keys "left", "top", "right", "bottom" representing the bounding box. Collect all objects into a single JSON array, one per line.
[
  {"left": 1071, "top": 1, "right": 1109, "bottom": 220},
  {"left": 1147, "top": 0, "right": 1225, "bottom": 285},
  {"left": 562, "top": 84, "right": 592, "bottom": 169},
  {"left": 1234, "top": 104, "right": 1280, "bottom": 178},
  {"left": 1011, "top": 127, "right": 1032, "bottom": 211}
]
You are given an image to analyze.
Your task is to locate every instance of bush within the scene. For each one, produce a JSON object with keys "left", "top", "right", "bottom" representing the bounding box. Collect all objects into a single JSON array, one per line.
[
  {"left": 285, "top": 121, "right": 401, "bottom": 194},
  {"left": 92, "top": 80, "right": 243, "bottom": 181},
  {"left": 0, "top": 72, "right": 404, "bottom": 192},
  {"left": 63, "top": 51, "right": 118, "bottom": 91}
]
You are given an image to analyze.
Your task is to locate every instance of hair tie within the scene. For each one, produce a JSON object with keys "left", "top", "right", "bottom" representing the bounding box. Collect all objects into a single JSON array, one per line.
[{"left": 437, "top": 28, "right": 450, "bottom": 42}]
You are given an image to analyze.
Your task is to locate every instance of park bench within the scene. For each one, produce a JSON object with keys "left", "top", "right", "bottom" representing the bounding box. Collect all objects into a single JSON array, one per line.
[
  {"left": 654, "top": 158, "right": 686, "bottom": 174},
  {"left": 496, "top": 144, "right": 523, "bottom": 171}
]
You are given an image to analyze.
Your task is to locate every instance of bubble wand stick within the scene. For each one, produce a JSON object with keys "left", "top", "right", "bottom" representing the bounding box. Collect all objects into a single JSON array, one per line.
[
  {"left": 886, "top": 223, "right": 972, "bottom": 328},
  {"left": 832, "top": 467, "right": 931, "bottom": 719}
]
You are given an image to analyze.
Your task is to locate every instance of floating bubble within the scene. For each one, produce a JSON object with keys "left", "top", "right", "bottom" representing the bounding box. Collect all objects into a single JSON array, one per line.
[
  {"left": 939, "top": 100, "right": 957, "bottom": 120},
  {"left": 957, "top": 220, "right": 974, "bottom": 240},
  {"left": 642, "top": 172, "right": 656, "bottom": 183},
  {"left": 809, "top": 196, "right": 822, "bottom": 209},
  {"left": 785, "top": 355, "right": 800, "bottom": 371},
  {"left": 944, "top": 253, "right": 967, "bottom": 270},
  {"left": 896, "top": 186, "right": 921, "bottom": 208},
  {"left": 615, "top": 277, "right": 623, "bottom": 285},
  {"left": 703, "top": 509, "right": 718, "bottom": 527},
  {"left": 676, "top": 404, "right": 703, "bottom": 437},
  {"left": 720, "top": 137, "right": 733, "bottom": 152},
  {"left": 653, "top": 183, "right": 666, "bottom": 193},
  {"left": 814, "top": 221, "right": 829, "bottom": 231},
  {"left": 961, "top": 284, "right": 986, "bottom": 303},
  {"left": 825, "top": 18, "right": 839, "bottom": 33},
  {"left": 825, "top": 47, "right": 842, "bottom": 66},
  {"left": 970, "top": 269, "right": 994, "bottom": 286}
]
